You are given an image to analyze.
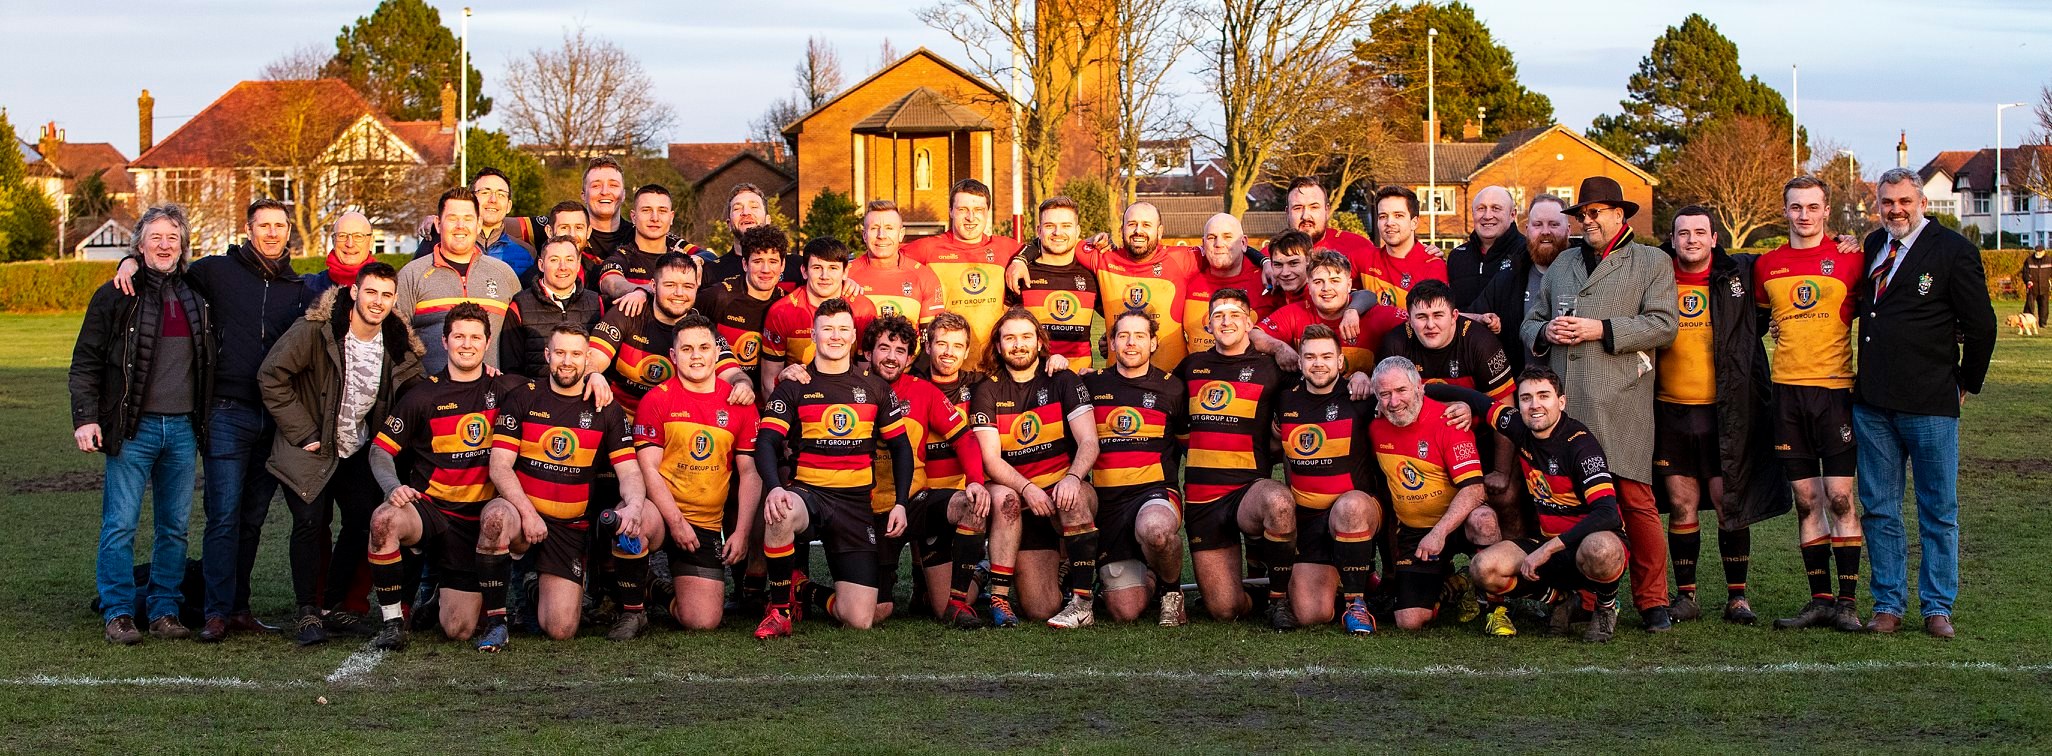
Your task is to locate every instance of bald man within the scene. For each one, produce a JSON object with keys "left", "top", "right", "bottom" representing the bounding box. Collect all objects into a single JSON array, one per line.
[
  {"left": 1184, "top": 213, "right": 1280, "bottom": 355},
  {"left": 1447, "top": 186, "right": 1526, "bottom": 308},
  {"left": 308, "top": 212, "right": 378, "bottom": 296},
  {"left": 1010, "top": 202, "right": 1199, "bottom": 370}
]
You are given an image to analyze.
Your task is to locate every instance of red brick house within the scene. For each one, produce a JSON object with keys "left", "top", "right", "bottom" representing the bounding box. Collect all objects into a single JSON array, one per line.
[
  {"left": 667, "top": 141, "right": 798, "bottom": 237},
  {"left": 1378, "top": 124, "right": 1659, "bottom": 242}
]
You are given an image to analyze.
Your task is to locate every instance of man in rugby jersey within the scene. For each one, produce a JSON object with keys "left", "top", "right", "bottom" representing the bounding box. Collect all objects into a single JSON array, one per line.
[
  {"left": 703, "top": 183, "right": 802, "bottom": 287},
  {"left": 1367, "top": 356, "right": 1500, "bottom": 632},
  {"left": 578, "top": 156, "right": 636, "bottom": 259},
  {"left": 900, "top": 179, "right": 1020, "bottom": 372},
  {"left": 1015, "top": 196, "right": 1102, "bottom": 368},
  {"left": 1285, "top": 177, "right": 1379, "bottom": 276},
  {"left": 701, "top": 225, "right": 795, "bottom": 391},
  {"left": 1176, "top": 289, "right": 1298, "bottom": 629},
  {"left": 586, "top": 253, "right": 755, "bottom": 417},
  {"left": 1358, "top": 186, "right": 1451, "bottom": 311},
  {"left": 1380, "top": 278, "right": 1520, "bottom": 535},
  {"left": 914, "top": 312, "right": 1000, "bottom": 628},
  {"left": 365, "top": 303, "right": 529, "bottom": 650},
  {"left": 1085, "top": 307, "right": 1189, "bottom": 626},
  {"left": 761, "top": 238, "right": 879, "bottom": 395},
  {"left": 630, "top": 313, "right": 764, "bottom": 633},
  {"left": 1252, "top": 250, "right": 1408, "bottom": 394},
  {"left": 1009, "top": 202, "right": 1198, "bottom": 371},
  {"left": 1272, "top": 325, "right": 1387, "bottom": 635},
  {"left": 753, "top": 297, "right": 916, "bottom": 637},
  {"left": 598, "top": 184, "right": 707, "bottom": 318},
  {"left": 474, "top": 326, "right": 646, "bottom": 649},
  {"left": 1467, "top": 366, "right": 1631, "bottom": 643},
  {"left": 850, "top": 201, "right": 946, "bottom": 327},
  {"left": 1757, "top": 176, "right": 1867, "bottom": 633},
  {"left": 974, "top": 307, "right": 1102, "bottom": 628},
  {"left": 1184, "top": 214, "right": 1280, "bottom": 356}
]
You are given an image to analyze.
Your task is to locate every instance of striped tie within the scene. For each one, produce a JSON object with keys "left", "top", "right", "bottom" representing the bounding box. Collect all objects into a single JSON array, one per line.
[{"left": 1872, "top": 239, "right": 1903, "bottom": 296}]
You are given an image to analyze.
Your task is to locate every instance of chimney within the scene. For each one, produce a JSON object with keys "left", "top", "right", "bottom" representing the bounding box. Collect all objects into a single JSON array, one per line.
[
  {"left": 440, "top": 82, "right": 456, "bottom": 133},
  {"left": 1461, "top": 120, "right": 1481, "bottom": 141},
  {"left": 37, "top": 121, "right": 62, "bottom": 159},
  {"left": 1422, "top": 119, "right": 1438, "bottom": 143},
  {"left": 138, "top": 90, "right": 154, "bottom": 156},
  {"left": 1897, "top": 130, "right": 1909, "bottom": 169}
]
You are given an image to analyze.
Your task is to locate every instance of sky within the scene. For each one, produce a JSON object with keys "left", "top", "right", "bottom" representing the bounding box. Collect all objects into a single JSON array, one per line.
[{"left": 4, "top": 0, "right": 2049, "bottom": 177}]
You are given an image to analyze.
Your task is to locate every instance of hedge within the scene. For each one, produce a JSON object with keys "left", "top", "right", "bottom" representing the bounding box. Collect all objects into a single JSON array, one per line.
[{"left": 0, "top": 253, "right": 416, "bottom": 313}]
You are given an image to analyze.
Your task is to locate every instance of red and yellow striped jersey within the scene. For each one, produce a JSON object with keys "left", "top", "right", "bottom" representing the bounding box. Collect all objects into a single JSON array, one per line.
[
  {"left": 1085, "top": 366, "right": 1185, "bottom": 501},
  {"left": 901, "top": 232, "right": 1020, "bottom": 372},
  {"left": 870, "top": 373, "right": 971, "bottom": 513},
  {"left": 849, "top": 255, "right": 946, "bottom": 325},
  {"left": 588, "top": 307, "right": 739, "bottom": 417},
  {"left": 1489, "top": 403, "right": 1619, "bottom": 540},
  {"left": 1019, "top": 258, "right": 1101, "bottom": 363},
  {"left": 1356, "top": 242, "right": 1449, "bottom": 311},
  {"left": 374, "top": 373, "right": 529, "bottom": 517},
  {"left": 1258, "top": 300, "right": 1408, "bottom": 377},
  {"left": 1175, "top": 349, "right": 1285, "bottom": 505},
  {"left": 1276, "top": 384, "right": 1377, "bottom": 510},
  {"left": 701, "top": 275, "right": 788, "bottom": 388},
  {"left": 972, "top": 368, "right": 1092, "bottom": 489},
  {"left": 1370, "top": 398, "right": 1483, "bottom": 529},
  {"left": 762, "top": 289, "right": 879, "bottom": 367},
  {"left": 1183, "top": 259, "right": 1280, "bottom": 356},
  {"left": 633, "top": 379, "right": 758, "bottom": 532},
  {"left": 1378, "top": 318, "right": 1515, "bottom": 402},
  {"left": 1075, "top": 243, "right": 1199, "bottom": 371},
  {"left": 1755, "top": 244, "right": 1861, "bottom": 388},
  {"left": 598, "top": 239, "right": 706, "bottom": 290},
  {"left": 760, "top": 366, "right": 907, "bottom": 501},
  {"left": 491, "top": 383, "right": 635, "bottom": 520},
  {"left": 920, "top": 370, "right": 986, "bottom": 491},
  {"left": 1658, "top": 265, "right": 1717, "bottom": 404}
]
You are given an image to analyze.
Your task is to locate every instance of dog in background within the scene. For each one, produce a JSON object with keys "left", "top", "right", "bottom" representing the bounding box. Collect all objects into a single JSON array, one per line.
[{"left": 2008, "top": 312, "right": 2040, "bottom": 336}]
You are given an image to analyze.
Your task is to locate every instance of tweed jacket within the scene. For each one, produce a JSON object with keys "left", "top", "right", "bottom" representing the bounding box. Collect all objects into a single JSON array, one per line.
[{"left": 1519, "top": 232, "right": 1678, "bottom": 483}]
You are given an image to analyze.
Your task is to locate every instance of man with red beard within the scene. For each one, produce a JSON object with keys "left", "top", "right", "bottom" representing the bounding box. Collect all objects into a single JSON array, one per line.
[{"left": 1471, "top": 194, "right": 1572, "bottom": 373}]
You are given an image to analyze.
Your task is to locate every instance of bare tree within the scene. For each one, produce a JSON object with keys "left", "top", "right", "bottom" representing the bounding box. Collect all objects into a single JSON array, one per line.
[
  {"left": 240, "top": 86, "right": 438, "bottom": 257},
  {"left": 500, "top": 25, "right": 678, "bottom": 162},
  {"left": 1089, "top": 0, "right": 1200, "bottom": 206},
  {"left": 259, "top": 43, "right": 332, "bottom": 81},
  {"left": 796, "top": 36, "right": 846, "bottom": 109},
  {"left": 2009, "top": 84, "right": 2052, "bottom": 212},
  {"left": 1664, "top": 115, "right": 1792, "bottom": 247},
  {"left": 877, "top": 38, "right": 903, "bottom": 72},
  {"left": 920, "top": 0, "right": 1117, "bottom": 204},
  {"left": 1202, "top": 0, "right": 1386, "bottom": 215},
  {"left": 1267, "top": 83, "right": 1397, "bottom": 209},
  {"left": 1808, "top": 138, "right": 1874, "bottom": 238},
  {"left": 750, "top": 95, "right": 805, "bottom": 167}
]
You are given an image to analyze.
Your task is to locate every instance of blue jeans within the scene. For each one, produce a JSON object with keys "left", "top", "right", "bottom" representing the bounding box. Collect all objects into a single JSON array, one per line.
[
  {"left": 98, "top": 414, "right": 198, "bottom": 622},
  {"left": 1854, "top": 404, "right": 1961, "bottom": 619},
  {"left": 202, "top": 399, "right": 279, "bottom": 617}
]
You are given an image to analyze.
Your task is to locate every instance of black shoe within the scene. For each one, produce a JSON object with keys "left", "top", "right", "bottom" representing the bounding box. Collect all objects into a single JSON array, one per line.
[
  {"left": 1642, "top": 605, "right": 1673, "bottom": 632},
  {"left": 292, "top": 606, "right": 330, "bottom": 646},
  {"left": 1773, "top": 598, "right": 1836, "bottom": 630},
  {"left": 1670, "top": 592, "right": 1702, "bottom": 622},
  {"left": 1723, "top": 597, "right": 1758, "bottom": 625},
  {"left": 1830, "top": 599, "right": 1866, "bottom": 633},
  {"left": 370, "top": 618, "right": 409, "bottom": 651},
  {"left": 411, "top": 594, "right": 442, "bottom": 633},
  {"left": 321, "top": 610, "right": 376, "bottom": 637},
  {"left": 1265, "top": 599, "right": 1298, "bottom": 632}
]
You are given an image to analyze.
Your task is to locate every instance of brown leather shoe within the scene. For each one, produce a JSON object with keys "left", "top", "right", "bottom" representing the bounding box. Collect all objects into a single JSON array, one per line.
[
  {"left": 226, "top": 612, "right": 277, "bottom": 635},
  {"left": 104, "top": 616, "right": 143, "bottom": 645},
  {"left": 1925, "top": 614, "right": 1956, "bottom": 639},
  {"left": 148, "top": 615, "right": 192, "bottom": 640},
  {"left": 198, "top": 616, "right": 229, "bottom": 643},
  {"left": 1865, "top": 612, "right": 1902, "bottom": 634}
]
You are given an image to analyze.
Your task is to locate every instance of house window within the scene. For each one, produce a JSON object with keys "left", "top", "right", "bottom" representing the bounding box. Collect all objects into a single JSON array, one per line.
[
  {"left": 914, "top": 149, "right": 933, "bottom": 191},
  {"left": 1505, "top": 187, "right": 1527, "bottom": 212},
  {"left": 2010, "top": 192, "right": 2032, "bottom": 213},
  {"left": 253, "top": 168, "right": 295, "bottom": 205},
  {"left": 1416, "top": 186, "right": 1456, "bottom": 216},
  {"left": 1972, "top": 192, "right": 1991, "bottom": 215},
  {"left": 1547, "top": 186, "right": 1574, "bottom": 206},
  {"left": 1928, "top": 199, "right": 1957, "bottom": 216},
  {"left": 1204, "top": 176, "right": 1216, "bottom": 191},
  {"left": 160, "top": 169, "right": 204, "bottom": 204}
]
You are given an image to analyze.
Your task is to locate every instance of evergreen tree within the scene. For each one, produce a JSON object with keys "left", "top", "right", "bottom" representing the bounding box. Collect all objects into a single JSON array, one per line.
[
  {"left": 0, "top": 113, "right": 59, "bottom": 261},
  {"left": 322, "top": 0, "right": 491, "bottom": 121},
  {"left": 1585, "top": 13, "right": 1793, "bottom": 171},
  {"left": 1351, "top": 1, "right": 1554, "bottom": 141}
]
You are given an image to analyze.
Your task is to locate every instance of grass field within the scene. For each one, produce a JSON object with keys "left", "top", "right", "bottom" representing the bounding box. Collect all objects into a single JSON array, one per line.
[{"left": 5, "top": 307, "right": 2051, "bottom": 752}]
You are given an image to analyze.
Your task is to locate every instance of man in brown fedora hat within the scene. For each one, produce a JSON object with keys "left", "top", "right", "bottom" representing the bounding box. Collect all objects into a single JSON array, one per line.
[{"left": 1519, "top": 175, "right": 1679, "bottom": 632}]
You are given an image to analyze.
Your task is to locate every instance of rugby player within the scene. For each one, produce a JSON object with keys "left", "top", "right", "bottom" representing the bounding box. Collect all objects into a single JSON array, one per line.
[
  {"left": 849, "top": 201, "right": 946, "bottom": 326},
  {"left": 1357, "top": 186, "right": 1450, "bottom": 311},
  {"left": 1015, "top": 197, "right": 1102, "bottom": 367},
  {"left": 1468, "top": 366, "right": 1630, "bottom": 643},
  {"left": 900, "top": 179, "right": 1021, "bottom": 371},
  {"left": 1757, "top": 176, "right": 1866, "bottom": 632},
  {"left": 577, "top": 156, "right": 636, "bottom": 258},
  {"left": 475, "top": 326, "right": 645, "bottom": 648},
  {"left": 703, "top": 183, "right": 802, "bottom": 287},
  {"left": 761, "top": 238, "right": 879, "bottom": 395},
  {"left": 598, "top": 184, "right": 707, "bottom": 318},
  {"left": 1184, "top": 213, "right": 1280, "bottom": 356},
  {"left": 1010, "top": 202, "right": 1198, "bottom": 370},
  {"left": 1176, "top": 289, "right": 1297, "bottom": 629},
  {"left": 914, "top": 313, "right": 1001, "bottom": 628},
  {"left": 631, "top": 313, "right": 764, "bottom": 632},
  {"left": 1085, "top": 308, "right": 1189, "bottom": 625},
  {"left": 365, "top": 303, "right": 529, "bottom": 650},
  {"left": 1367, "top": 357, "right": 1500, "bottom": 632},
  {"left": 973, "top": 308, "right": 1102, "bottom": 628},
  {"left": 753, "top": 298, "right": 915, "bottom": 637},
  {"left": 586, "top": 253, "right": 754, "bottom": 418},
  {"left": 1273, "top": 325, "right": 1387, "bottom": 634},
  {"left": 544, "top": 200, "right": 603, "bottom": 284},
  {"left": 1253, "top": 250, "right": 1407, "bottom": 392},
  {"left": 701, "top": 225, "right": 794, "bottom": 391},
  {"left": 1284, "top": 177, "right": 1379, "bottom": 278},
  {"left": 1380, "top": 278, "right": 1520, "bottom": 537}
]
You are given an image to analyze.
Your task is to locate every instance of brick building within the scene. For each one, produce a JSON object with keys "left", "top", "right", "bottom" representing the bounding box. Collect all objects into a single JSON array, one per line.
[
  {"left": 667, "top": 141, "right": 798, "bottom": 238},
  {"left": 1380, "top": 123, "right": 1658, "bottom": 242}
]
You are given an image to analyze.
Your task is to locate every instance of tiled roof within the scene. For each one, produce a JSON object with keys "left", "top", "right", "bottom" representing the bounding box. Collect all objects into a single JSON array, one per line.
[
  {"left": 42, "top": 142, "right": 135, "bottom": 193},
  {"left": 852, "top": 87, "right": 994, "bottom": 134},
  {"left": 668, "top": 142, "right": 784, "bottom": 182},
  {"left": 134, "top": 79, "right": 451, "bottom": 168},
  {"left": 1919, "top": 150, "right": 1975, "bottom": 183}
]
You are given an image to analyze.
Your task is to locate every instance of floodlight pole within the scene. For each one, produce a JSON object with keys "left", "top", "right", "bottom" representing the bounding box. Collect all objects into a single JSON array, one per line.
[
  {"left": 460, "top": 7, "right": 472, "bottom": 180},
  {"left": 1426, "top": 27, "right": 1437, "bottom": 244}
]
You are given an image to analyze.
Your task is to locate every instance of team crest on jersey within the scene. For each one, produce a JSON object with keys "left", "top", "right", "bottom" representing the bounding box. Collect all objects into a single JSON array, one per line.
[
  {"left": 1036, "top": 388, "right": 1049, "bottom": 405},
  {"left": 1820, "top": 259, "right": 1835, "bottom": 276},
  {"left": 1547, "top": 459, "right": 1560, "bottom": 476},
  {"left": 1126, "top": 285, "right": 1147, "bottom": 308},
  {"left": 484, "top": 391, "right": 498, "bottom": 409},
  {"left": 1840, "top": 425, "right": 1853, "bottom": 443},
  {"left": 1401, "top": 273, "right": 1413, "bottom": 288},
  {"left": 1417, "top": 441, "right": 1430, "bottom": 459},
  {"left": 715, "top": 410, "right": 730, "bottom": 428},
  {"left": 575, "top": 410, "right": 591, "bottom": 429},
  {"left": 543, "top": 428, "right": 576, "bottom": 462},
  {"left": 1448, "top": 360, "right": 1462, "bottom": 378},
  {"left": 964, "top": 270, "right": 988, "bottom": 295},
  {"left": 1239, "top": 367, "right": 1255, "bottom": 383},
  {"left": 1918, "top": 273, "right": 1933, "bottom": 296},
  {"left": 1074, "top": 275, "right": 1089, "bottom": 290},
  {"left": 689, "top": 429, "right": 715, "bottom": 461},
  {"left": 1292, "top": 425, "right": 1325, "bottom": 456},
  {"left": 1325, "top": 403, "right": 1340, "bottom": 422},
  {"left": 1142, "top": 392, "right": 1158, "bottom": 409},
  {"left": 984, "top": 249, "right": 996, "bottom": 262},
  {"left": 901, "top": 281, "right": 915, "bottom": 296}
]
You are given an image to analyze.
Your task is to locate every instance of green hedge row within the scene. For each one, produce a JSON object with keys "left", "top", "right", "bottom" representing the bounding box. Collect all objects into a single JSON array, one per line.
[{"left": 0, "top": 253, "right": 416, "bottom": 313}]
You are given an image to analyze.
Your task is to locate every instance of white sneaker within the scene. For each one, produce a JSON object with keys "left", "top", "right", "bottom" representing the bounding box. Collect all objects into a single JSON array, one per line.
[
  {"left": 1047, "top": 594, "right": 1095, "bottom": 629},
  {"left": 1158, "top": 591, "right": 1188, "bottom": 627}
]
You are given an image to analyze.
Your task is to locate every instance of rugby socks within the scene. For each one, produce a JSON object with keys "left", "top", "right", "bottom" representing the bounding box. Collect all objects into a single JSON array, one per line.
[
  {"left": 1719, "top": 527, "right": 1751, "bottom": 599},
  {"left": 988, "top": 563, "right": 1016, "bottom": 603},
  {"left": 1262, "top": 530, "right": 1297, "bottom": 602},
  {"left": 1831, "top": 536, "right": 1862, "bottom": 602},
  {"left": 476, "top": 548, "right": 511, "bottom": 623},
  {"left": 1590, "top": 569, "right": 1623, "bottom": 609},
  {"left": 612, "top": 546, "right": 648, "bottom": 614},
  {"left": 1668, "top": 522, "right": 1700, "bottom": 597},
  {"left": 370, "top": 548, "right": 407, "bottom": 621},
  {"left": 1335, "top": 528, "right": 1376, "bottom": 601},
  {"left": 1801, "top": 537, "right": 1833, "bottom": 599},
  {"left": 1060, "top": 522, "right": 1100, "bottom": 601},
  {"left": 798, "top": 581, "right": 834, "bottom": 617},
  {"left": 949, "top": 525, "right": 985, "bottom": 604},
  {"left": 765, "top": 542, "right": 798, "bottom": 609}
]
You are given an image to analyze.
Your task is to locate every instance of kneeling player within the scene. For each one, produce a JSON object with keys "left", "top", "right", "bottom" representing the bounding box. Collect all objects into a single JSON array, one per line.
[
  {"left": 1086, "top": 308, "right": 1189, "bottom": 625},
  {"left": 914, "top": 314, "right": 998, "bottom": 628},
  {"left": 366, "top": 304, "right": 528, "bottom": 650},
  {"left": 1368, "top": 357, "right": 1500, "bottom": 632},
  {"left": 476, "top": 326, "right": 648, "bottom": 647},
  {"left": 1276, "top": 325, "right": 1386, "bottom": 634},
  {"left": 1467, "top": 366, "right": 1629, "bottom": 643},
  {"left": 632, "top": 313, "right": 763, "bottom": 632},
  {"left": 753, "top": 298, "right": 915, "bottom": 637},
  {"left": 974, "top": 308, "right": 1102, "bottom": 628}
]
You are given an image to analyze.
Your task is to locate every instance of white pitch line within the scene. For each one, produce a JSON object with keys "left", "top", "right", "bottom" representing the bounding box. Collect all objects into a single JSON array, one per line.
[
  {"left": 5, "top": 659, "right": 2049, "bottom": 691},
  {"left": 325, "top": 649, "right": 386, "bottom": 684}
]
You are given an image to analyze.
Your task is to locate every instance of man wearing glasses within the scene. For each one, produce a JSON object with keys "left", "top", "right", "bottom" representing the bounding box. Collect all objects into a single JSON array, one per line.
[{"left": 309, "top": 212, "right": 378, "bottom": 296}]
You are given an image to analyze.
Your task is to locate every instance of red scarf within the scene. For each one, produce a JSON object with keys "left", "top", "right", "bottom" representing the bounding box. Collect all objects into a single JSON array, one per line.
[{"left": 326, "top": 250, "right": 370, "bottom": 287}]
